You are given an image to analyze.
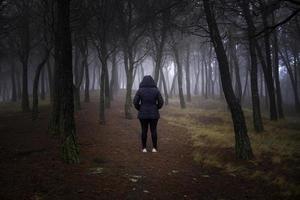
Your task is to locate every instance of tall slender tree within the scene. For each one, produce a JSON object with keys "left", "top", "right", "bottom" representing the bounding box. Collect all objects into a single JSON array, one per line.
[{"left": 204, "top": 0, "right": 253, "bottom": 159}]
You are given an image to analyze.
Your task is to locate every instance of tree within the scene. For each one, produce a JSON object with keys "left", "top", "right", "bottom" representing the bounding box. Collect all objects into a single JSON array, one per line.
[
  {"left": 49, "top": 0, "right": 79, "bottom": 163},
  {"left": 203, "top": 0, "right": 253, "bottom": 160},
  {"left": 116, "top": 0, "right": 149, "bottom": 119},
  {"left": 240, "top": 0, "right": 264, "bottom": 132},
  {"left": 170, "top": 33, "right": 186, "bottom": 109},
  {"left": 272, "top": 12, "right": 284, "bottom": 118},
  {"left": 90, "top": 0, "right": 117, "bottom": 124},
  {"left": 185, "top": 43, "right": 192, "bottom": 102}
]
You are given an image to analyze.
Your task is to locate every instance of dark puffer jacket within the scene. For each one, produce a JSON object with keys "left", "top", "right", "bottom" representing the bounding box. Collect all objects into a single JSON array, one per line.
[{"left": 133, "top": 76, "right": 164, "bottom": 119}]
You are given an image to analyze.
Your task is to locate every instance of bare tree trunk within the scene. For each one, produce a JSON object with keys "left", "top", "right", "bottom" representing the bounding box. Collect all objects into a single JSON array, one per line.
[
  {"left": 99, "top": 62, "right": 106, "bottom": 124},
  {"left": 201, "top": 58, "right": 205, "bottom": 96},
  {"left": 16, "top": 68, "right": 21, "bottom": 100},
  {"left": 272, "top": 13, "right": 284, "bottom": 118},
  {"left": 228, "top": 31, "right": 242, "bottom": 102},
  {"left": 240, "top": 0, "right": 264, "bottom": 132},
  {"left": 204, "top": 54, "right": 208, "bottom": 98},
  {"left": 172, "top": 44, "right": 186, "bottom": 108},
  {"left": 92, "top": 64, "right": 96, "bottom": 91},
  {"left": 194, "top": 54, "right": 201, "bottom": 95},
  {"left": 125, "top": 50, "right": 135, "bottom": 119},
  {"left": 10, "top": 61, "right": 17, "bottom": 102},
  {"left": 19, "top": 13, "right": 30, "bottom": 112},
  {"left": 73, "top": 46, "right": 81, "bottom": 111},
  {"left": 153, "top": 11, "right": 168, "bottom": 84},
  {"left": 21, "top": 60, "right": 30, "bottom": 111},
  {"left": 254, "top": 7, "right": 278, "bottom": 120},
  {"left": 109, "top": 51, "right": 118, "bottom": 100},
  {"left": 104, "top": 61, "right": 110, "bottom": 108},
  {"left": 84, "top": 46, "right": 90, "bottom": 102},
  {"left": 40, "top": 67, "right": 46, "bottom": 100},
  {"left": 47, "top": 60, "right": 53, "bottom": 104},
  {"left": 32, "top": 50, "right": 50, "bottom": 120},
  {"left": 50, "top": 0, "right": 79, "bottom": 163},
  {"left": 170, "top": 72, "right": 177, "bottom": 98},
  {"left": 185, "top": 44, "right": 191, "bottom": 102},
  {"left": 160, "top": 67, "right": 168, "bottom": 105},
  {"left": 204, "top": 0, "right": 253, "bottom": 160}
]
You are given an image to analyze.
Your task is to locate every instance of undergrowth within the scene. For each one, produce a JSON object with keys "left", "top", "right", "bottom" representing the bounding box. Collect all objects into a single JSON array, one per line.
[{"left": 164, "top": 102, "right": 300, "bottom": 198}]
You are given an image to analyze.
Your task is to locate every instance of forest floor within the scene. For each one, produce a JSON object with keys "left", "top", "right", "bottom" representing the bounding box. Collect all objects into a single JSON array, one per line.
[{"left": 0, "top": 91, "right": 299, "bottom": 200}]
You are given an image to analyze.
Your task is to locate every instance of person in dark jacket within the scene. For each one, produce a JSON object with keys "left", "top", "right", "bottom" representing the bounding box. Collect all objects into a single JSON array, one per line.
[{"left": 133, "top": 75, "right": 164, "bottom": 153}]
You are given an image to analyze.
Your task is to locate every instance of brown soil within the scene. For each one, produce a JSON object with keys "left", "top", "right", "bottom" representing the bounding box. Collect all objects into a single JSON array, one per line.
[{"left": 0, "top": 94, "right": 283, "bottom": 200}]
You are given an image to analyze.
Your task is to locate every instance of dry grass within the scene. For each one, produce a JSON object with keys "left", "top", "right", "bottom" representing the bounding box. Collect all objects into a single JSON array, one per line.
[{"left": 163, "top": 103, "right": 300, "bottom": 198}]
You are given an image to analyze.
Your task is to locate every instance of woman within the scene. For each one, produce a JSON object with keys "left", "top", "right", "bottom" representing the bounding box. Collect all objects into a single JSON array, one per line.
[{"left": 133, "top": 75, "right": 164, "bottom": 153}]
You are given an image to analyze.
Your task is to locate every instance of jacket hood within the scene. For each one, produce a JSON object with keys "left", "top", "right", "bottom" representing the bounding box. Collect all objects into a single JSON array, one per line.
[{"left": 139, "top": 75, "right": 157, "bottom": 88}]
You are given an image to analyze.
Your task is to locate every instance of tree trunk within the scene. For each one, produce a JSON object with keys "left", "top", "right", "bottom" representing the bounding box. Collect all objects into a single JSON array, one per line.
[
  {"left": 19, "top": 13, "right": 30, "bottom": 112},
  {"left": 194, "top": 54, "right": 201, "bottom": 95},
  {"left": 204, "top": 0, "right": 253, "bottom": 160},
  {"left": 201, "top": 58, "right": 205, "bottom": 96},
  {"left": 272, "top": 13, "right": 284, "bottom": 118},
  {"left": 109, "top": 51, "right": 118, "bottom": 101},
  {"left": 99, "top": 62, "right": 106, "bottom": 124},
  {"left": 240, "top": 0, "right": 264, "bottom": 132},
  {"left": 47, "top": 60, "right": 54, "bottom": 104},
  {"left": 21, "top": 60, "right": 30, "bottom": 111},
  {"left": 104, "top": 61, "right": 110, "bottom": 108},
  {"left": 229, "top": 31, "right": 242, "bottom": 102},
  {"left": 16, "top": 69, "right": 22, "bottom": 100},
  {"left": 73, "top": 46, "right": 81, "bottom": 111},
  {"left": 52, "top": 0, "right": 79, "bottom": 163},
  {"left": 255, "top": 7, "right": 278, "bottom": 120},
  {"left": 160, "top": 67, "right": 169, "bottom": 105},
  {"left": 84, "top": 62, "right": 90, "bottom": 102},
  {"left": 32, "top": 50, "right": 50, "bottom": 120},
  {"left": 172, "top": 45, "right": 186, "bottom": 108},
  {"left": 10, "top": 61, "right": 17, "bottom": 102},
  {"left": 92, "top": 65, "right": 96, "bottom": 91},
  {"left": 84, "top": 49, "right": 90, "bottom": 102},
  {"left": 153, "top": 11, "right": 168, "bottom": 84},
  {"left": 185, "top": 44, "right": 191, "bottom": 102},
  {"left": 204, "top": 55, "right": 208, "bottom": 98},
  {"left": 170, "top": 72, "right": 177, "bottom": 98},
  {"left": 40, "top": 67, "right": 46, "bottom": 100}
]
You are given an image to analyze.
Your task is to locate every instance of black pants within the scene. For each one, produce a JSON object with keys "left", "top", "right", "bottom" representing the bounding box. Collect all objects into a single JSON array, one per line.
[{"left": 139, "top": 119, "right": 158, "bottom": 149}]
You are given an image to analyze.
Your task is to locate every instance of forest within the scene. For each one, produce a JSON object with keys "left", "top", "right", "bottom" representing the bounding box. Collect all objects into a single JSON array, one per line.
[{"left": 0, "top": 0, "right": 299, "bottom": 199}]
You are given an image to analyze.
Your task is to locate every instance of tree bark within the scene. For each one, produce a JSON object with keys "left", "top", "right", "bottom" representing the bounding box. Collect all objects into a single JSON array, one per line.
[
  {"left": 160, "top": 67, "right": 169, "bottom": 105},
  {"left": 40, "top": 67, "right": 46, "bottom": 100},
  {"left": 109, "top": 51, "right": 118, "bottom": 101},
  {"left": 47, "top": 60, "right": 54, "bottom": 104},
  {"left": 19, "top": 12, "right": 30, "bottom": 112},
  {"left": 185, "top": 44, "right": 191, "bottom": 102},
  {"left": 272, "top": 13, "right": 284, "bottom": 118},
  {"left": 228, "top": 31, "right": 242, "bottom": 102},
  {"left": 204, "top": 0, "right": 253, "bottom": 160},
  {"left": 84, "top": 42, "right": 90, "bottom": 103},
  {"left": 10, "top": 61, "right": 17, "bottom": 102},
  {"left": 240, "top": 0, "right": 264, "bottom": 132},
  {"left": 172, "top": 43, "right": 186, "bottom": 109},
  {"left": 124, "top": 48, "right": 135, "bottom": 119},
  {"left": 32, "top": 50, "right": 50, "bottom": 120},
  {"left": 21, "top": 60, "right": 30, "bottom": 111},
  {"left": 255, "top": 6, "right": 278, "bottom": 120},
  {"left": 51, "top": 0, "right": 79, "bottom": 163},
  {"left": 104, "top": 61, "right": 110, "bottom": 108}
]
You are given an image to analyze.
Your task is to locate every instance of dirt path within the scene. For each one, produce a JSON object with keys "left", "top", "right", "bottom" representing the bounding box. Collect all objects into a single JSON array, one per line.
[{"left": 0, "top": 94, "right": 281, "bottom": 200}]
